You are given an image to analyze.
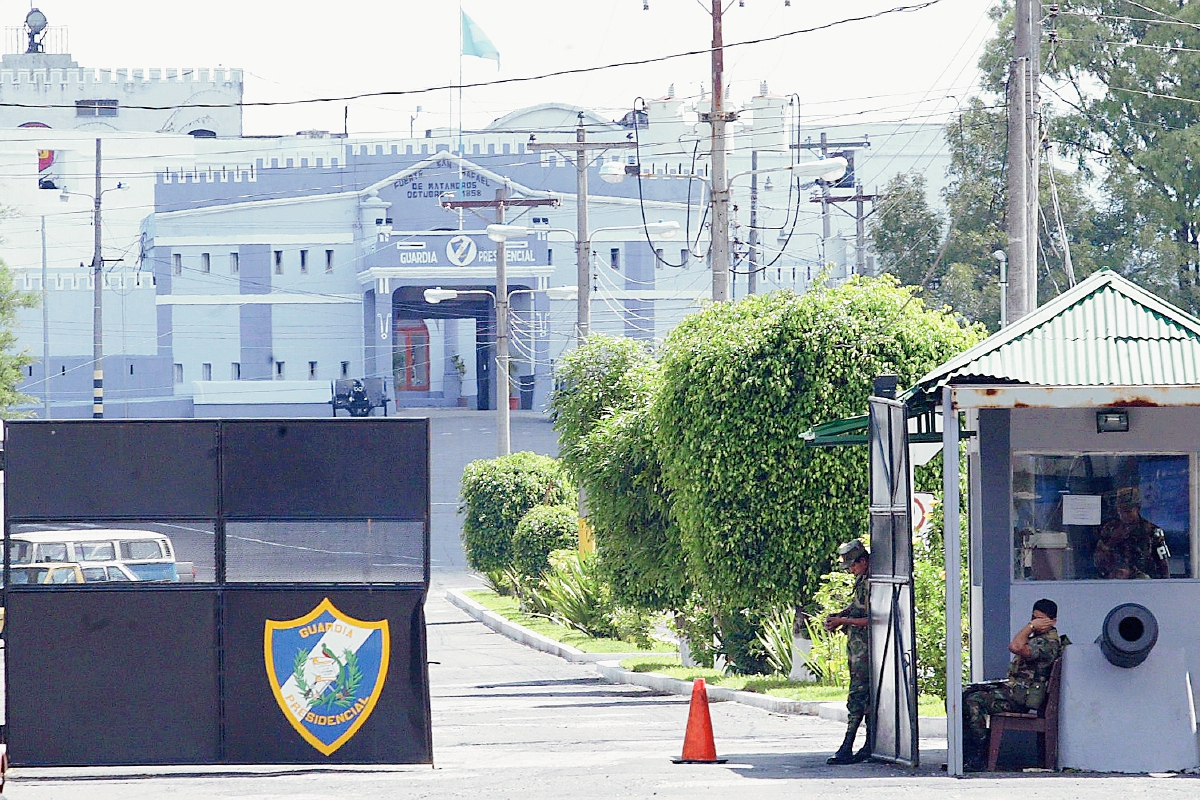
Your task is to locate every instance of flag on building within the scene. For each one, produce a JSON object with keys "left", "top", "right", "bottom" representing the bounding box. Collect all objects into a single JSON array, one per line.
[{"left": 461, "top": 10, "right": 500, "bottom": 66}]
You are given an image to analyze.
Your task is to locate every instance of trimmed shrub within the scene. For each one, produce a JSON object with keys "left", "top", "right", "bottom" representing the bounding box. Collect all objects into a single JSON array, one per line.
[
  {"left": 459, "top": 452, "right": 575, "bottom": 573},
  {"left": 512, "top": 504, "right": 579, "bottom": 578}
]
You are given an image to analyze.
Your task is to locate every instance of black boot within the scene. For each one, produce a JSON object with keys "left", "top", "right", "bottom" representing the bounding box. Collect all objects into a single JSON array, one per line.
[
  {"left": 962, "top": 737, "right": 987, "bottom": 772},
  {"left": 850, "top": 716, "right": 873, "bottom": 763},
  {"left": 827, "top": 713, "right": 862, "bottom": 765}
]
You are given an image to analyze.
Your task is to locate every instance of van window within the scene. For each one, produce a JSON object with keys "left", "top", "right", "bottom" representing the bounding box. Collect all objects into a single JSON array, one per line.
[
  {"left": 82, "top": 567, "right": 108, "bottom": 582},
  {"left": 9, "top": 541, "right": 31, "bottom": 564},
  {"left": 37, "top": 543, "right": 69, "bottom": 563},
  {"left": 49, "top": 568, "right": 79, "bottom": 584},
  {"left": 106, "top": 566, "right": 132, "bottom": 582},
  {"left": 126, "top": 563, "right": 177, "bottom": 582},
  {"left": 76, "top": 542, "right": 116, "bottom": 561},
  {"left": 120, "top": 540, "right": 164, "bottom": 560}
]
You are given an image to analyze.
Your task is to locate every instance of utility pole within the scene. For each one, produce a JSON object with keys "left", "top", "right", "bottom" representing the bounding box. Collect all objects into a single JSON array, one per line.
[
  {"left": 747, "top": 150, "right": 759, "bottom": 295},
  {"left": 41, "top": 216, "right": 49, "bottom": 419},
  {"left": 1006, "top": 59, "right": 1029, "bottom": 323},
  {"left": 703, "top": 1, "right": 735, "bottom": 302},
  {"left": 855, "top": 183, "right": 867, "bottom": 274},
  {"left": 92, "top": 137, "right": 103, "bottom": 419},
  {"left": 441, "top": 189, "right": 559, "bottom": 456},
  {"left": 798, "top": 136, "right": 870, "bottom": 270},
  {"left": 528, "top": 115, "right": 634, "bottom": 340},
  {"left": 1008, "top": 0, "right": 1040, "bottom": 321}
]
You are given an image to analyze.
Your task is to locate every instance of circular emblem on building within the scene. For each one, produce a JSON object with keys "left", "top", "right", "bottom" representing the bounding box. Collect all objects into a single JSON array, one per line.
[{"left": 446, "top": 235, "right": 478, "bottom": 267}]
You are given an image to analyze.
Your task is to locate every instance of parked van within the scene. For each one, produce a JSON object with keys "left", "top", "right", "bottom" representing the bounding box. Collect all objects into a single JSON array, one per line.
[{"left": 9, "top": 530, "right": 180, "bottom": 582}]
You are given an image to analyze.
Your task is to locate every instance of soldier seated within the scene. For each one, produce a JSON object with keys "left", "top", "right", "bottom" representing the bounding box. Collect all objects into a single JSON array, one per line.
[{"left": 961, "top": 598, "right": 1062, "bottom": 772}]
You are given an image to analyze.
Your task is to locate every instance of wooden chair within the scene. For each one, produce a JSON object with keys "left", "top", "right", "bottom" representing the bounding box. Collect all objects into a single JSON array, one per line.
[{"left": 986, "top": 657, "right": 1063, "bottom": 771}]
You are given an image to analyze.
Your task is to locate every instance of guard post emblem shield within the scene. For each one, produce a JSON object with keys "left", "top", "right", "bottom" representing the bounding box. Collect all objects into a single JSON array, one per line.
[{"left": 264, "top": 598, "right": 391, "bottom": 756}]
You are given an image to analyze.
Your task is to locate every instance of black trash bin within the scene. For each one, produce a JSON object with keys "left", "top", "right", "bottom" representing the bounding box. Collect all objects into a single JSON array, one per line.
[{"left": 519, "top": 375, "right": 536, "bottom": 410}]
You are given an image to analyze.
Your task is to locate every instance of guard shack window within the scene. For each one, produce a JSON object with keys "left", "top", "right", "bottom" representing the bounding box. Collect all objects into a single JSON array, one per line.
[{"left": 1012, "top": 453, "right": 1193, "bottom": 581}]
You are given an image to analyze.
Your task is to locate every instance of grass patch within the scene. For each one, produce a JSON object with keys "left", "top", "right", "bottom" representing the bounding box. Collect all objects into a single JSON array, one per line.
[
  {"left": 463, "top": 589, "right": 673, "bottom": 654},
  {"left": 619, "top": 655, "right": 947, "bottom": 716}
]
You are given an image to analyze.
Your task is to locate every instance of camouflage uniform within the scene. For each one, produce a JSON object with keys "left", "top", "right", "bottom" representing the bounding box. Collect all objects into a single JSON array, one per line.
[
  {"left": 962, "top": 626, "right": 1062, "bottom": 750},
  {"left": 1094, "top": 516, "right": 1169, "bottom": 579},
  {"left": 842, "top": 569, "right": 871, "bottom": 721}
]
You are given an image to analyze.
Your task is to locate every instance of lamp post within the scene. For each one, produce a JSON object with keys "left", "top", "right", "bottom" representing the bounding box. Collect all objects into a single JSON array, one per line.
[
  {"left": 424, "top": 284, "right": 577, "bottom": 457},
  {"left": 59, "top": 139, "right": 126, "bottom": 419},
  {"left": 994, "top": 249, "right": 1009, "bottom": 329}
]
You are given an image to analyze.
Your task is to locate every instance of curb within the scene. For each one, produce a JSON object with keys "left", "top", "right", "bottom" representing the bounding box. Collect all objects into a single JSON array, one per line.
[
  {"left": 594, "top": 659, "right": 947, "bottom": 737},
  {"left": 444, "top": 588, "right": 653, "bottom": 664},
  {"left": 445, "top": 588, "right": 947, "bottom": 738}
]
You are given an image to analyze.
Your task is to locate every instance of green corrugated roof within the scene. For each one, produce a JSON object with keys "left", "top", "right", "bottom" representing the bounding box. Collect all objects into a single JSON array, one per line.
[{"left": 908, "top": 269, "right": 1200, "bottom": 397}]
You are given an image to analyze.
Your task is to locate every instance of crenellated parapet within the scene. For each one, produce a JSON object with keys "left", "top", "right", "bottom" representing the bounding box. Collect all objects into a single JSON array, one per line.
[{"left": 0, "top": 67, "right": 242, "bottom": 86}]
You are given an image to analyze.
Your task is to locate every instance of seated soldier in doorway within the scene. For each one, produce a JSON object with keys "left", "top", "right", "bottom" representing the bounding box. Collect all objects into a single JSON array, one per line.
[
  {"left": 961, "top": 598, "right": 1062, "bottom": 772},
  {"left": 1094, "top": 487, "right": 1170, "bottom": 580}
]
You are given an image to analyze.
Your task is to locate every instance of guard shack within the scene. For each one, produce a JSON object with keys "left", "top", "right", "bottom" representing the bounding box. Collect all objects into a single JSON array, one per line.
[{"left": 809, "top": 270, "right": 1200, "bottom": 774}]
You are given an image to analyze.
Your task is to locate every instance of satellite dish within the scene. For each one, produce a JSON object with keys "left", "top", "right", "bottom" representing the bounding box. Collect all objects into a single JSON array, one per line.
[
  {"left": 25, "top": 8, "right": 48, "bottom": 54},
  {"left": 26, "top": 9, "right": 48, "bottom": 35}
]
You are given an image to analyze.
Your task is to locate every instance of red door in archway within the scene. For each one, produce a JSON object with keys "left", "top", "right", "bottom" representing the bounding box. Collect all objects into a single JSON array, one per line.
[{"left": 393, "top": 320, "right": 431, "bottom": 391}]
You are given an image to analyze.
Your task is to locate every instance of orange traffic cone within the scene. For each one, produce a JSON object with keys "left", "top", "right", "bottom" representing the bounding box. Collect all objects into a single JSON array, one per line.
[{"left": 672, "top": 678, "right": 727, "bottom": 764}]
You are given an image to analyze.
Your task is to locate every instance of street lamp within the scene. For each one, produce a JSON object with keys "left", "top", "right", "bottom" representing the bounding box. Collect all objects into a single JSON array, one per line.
[
  {"left": 423, "top": 284, "right": 578, "bottom": 457},
  {"left": 58, "top": 139, "right": 127, "bottom": 418},
  {"left": 994, "top": 249, "right": 1009, "bottom": 329}
]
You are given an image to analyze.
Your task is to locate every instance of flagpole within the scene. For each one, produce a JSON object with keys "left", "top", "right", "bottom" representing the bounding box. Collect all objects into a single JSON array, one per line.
[{"left": 457, "top": 1, "right": 465, "bottom": 229}]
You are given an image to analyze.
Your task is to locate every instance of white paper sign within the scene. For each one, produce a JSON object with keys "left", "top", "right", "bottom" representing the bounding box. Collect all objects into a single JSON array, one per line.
[{"left": 1062, "top": 494, "right": 1102, "bottom": 526}]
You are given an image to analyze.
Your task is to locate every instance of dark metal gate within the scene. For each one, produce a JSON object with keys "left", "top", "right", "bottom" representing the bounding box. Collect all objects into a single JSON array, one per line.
[
  {"left": 2, "top": 419, "right": 431, "bottom": 766},
  {"left": 867, "top": 397, "right": 919, "bottom": 766}
]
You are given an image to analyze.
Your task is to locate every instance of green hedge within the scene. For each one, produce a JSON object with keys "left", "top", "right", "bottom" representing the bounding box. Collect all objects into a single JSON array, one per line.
[
  {"left": 459, "top": 452, "right": 575, "bottom": 573},
  {"left": 512, "top": 504, "right": 579, "bottom": 578},
  {"left": 653, "top": 277, "right": 982, "bottom": 669}
]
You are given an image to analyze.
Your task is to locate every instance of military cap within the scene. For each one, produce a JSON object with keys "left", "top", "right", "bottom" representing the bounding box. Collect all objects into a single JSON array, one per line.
[
  {"left": 1115, "top": 486, "right": 1141, "bottom": 508},
  {"left": 837, "top": 539, "right": 868, "bottom": 570}
]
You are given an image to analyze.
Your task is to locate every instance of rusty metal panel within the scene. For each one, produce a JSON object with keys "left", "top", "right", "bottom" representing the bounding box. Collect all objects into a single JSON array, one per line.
[{"left": 951, "top": 384, "right": 1200, "bottom": 409}]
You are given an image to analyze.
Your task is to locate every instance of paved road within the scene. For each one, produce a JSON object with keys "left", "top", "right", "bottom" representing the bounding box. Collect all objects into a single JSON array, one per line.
[
  {"left": 6, "top": 588, "right": 1198, "bottom": 798},
  {"left": 396, "top": 409, "right": 560, "bottom": 572}
]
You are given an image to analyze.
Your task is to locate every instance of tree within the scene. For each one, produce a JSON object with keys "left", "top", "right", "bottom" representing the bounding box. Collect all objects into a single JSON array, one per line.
[
  {"left": 0, "top": 246, "right": 37, "bottom": 414},
  {"left": 977, "top": 0, "right": 1200, "bottom": 313},
  {"left": 550, "top": 335, "right": 687, "bottom": 612},
  {"left": 871, "top": 100, "right": 1111, "bottom": 329},
  {"left": 653, "top": 278, "right": 984, "bottom": 671}
]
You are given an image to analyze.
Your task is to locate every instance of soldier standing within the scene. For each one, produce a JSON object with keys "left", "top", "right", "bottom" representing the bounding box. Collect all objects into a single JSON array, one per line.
[
  {"left": 825, "top": 539, "right": 871, "bottom": 765},
  {"left": 961, "top": 598, "right": 1062, "bottom": 771}
]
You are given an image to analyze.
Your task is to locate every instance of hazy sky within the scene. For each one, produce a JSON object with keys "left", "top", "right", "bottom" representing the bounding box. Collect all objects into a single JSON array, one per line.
[{"left": 4, "top": 0, "right": 997, "bottom": 137}]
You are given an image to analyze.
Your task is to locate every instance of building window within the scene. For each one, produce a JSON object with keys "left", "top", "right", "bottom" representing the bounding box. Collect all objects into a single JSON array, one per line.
[
  {"left": 655, "top": 248, "right": 664, "bottom": 268},
  {"left": 172, "top": 253, "right": 182, "bottom": 276},
  {"left": 231, "top": 362, "right": 241, "bottom": 380},
  {"left": 610, "top": 248, "right": 620, "bottom": 270},
  {"left": 300, "top": 249, "right": 308, "bottom": 274},
  {"left": 1012, "top": 452, "right": 1192, "bottom": 581},
  {"left": 275, "top": 361, "right": 285, "bottom": 380},
  {"left": 308, "top": 360, "right": 318, "bottom": 379},
  {"left": 75, "top": 99, "right": 118, "bottom": 117},
  {"left": 680, "top": 248, "right": 690, "bottom": 267},
  {"left": 201, "top": 363, "right": 212, "bottom": 381},
  {"left": 274, "top": 250, "right": 283, "bottom": 275},
  {"left": 341, "top": 360, "right": 350, "bottom": 378},
  {"left": 229, "top": 252, "right": 239, "bottom": 274},
  {"left": 547, "top": 248, "right": 553, "bottom": 266},
  {"left": 201, "top": 253, "right": 210, "bottom": 273},
  {"left": 325, "top": 249, "right": 334, "bottom": 273},
  {"left": 173, "top": 364, "right": 183, "bottom": 384}
]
